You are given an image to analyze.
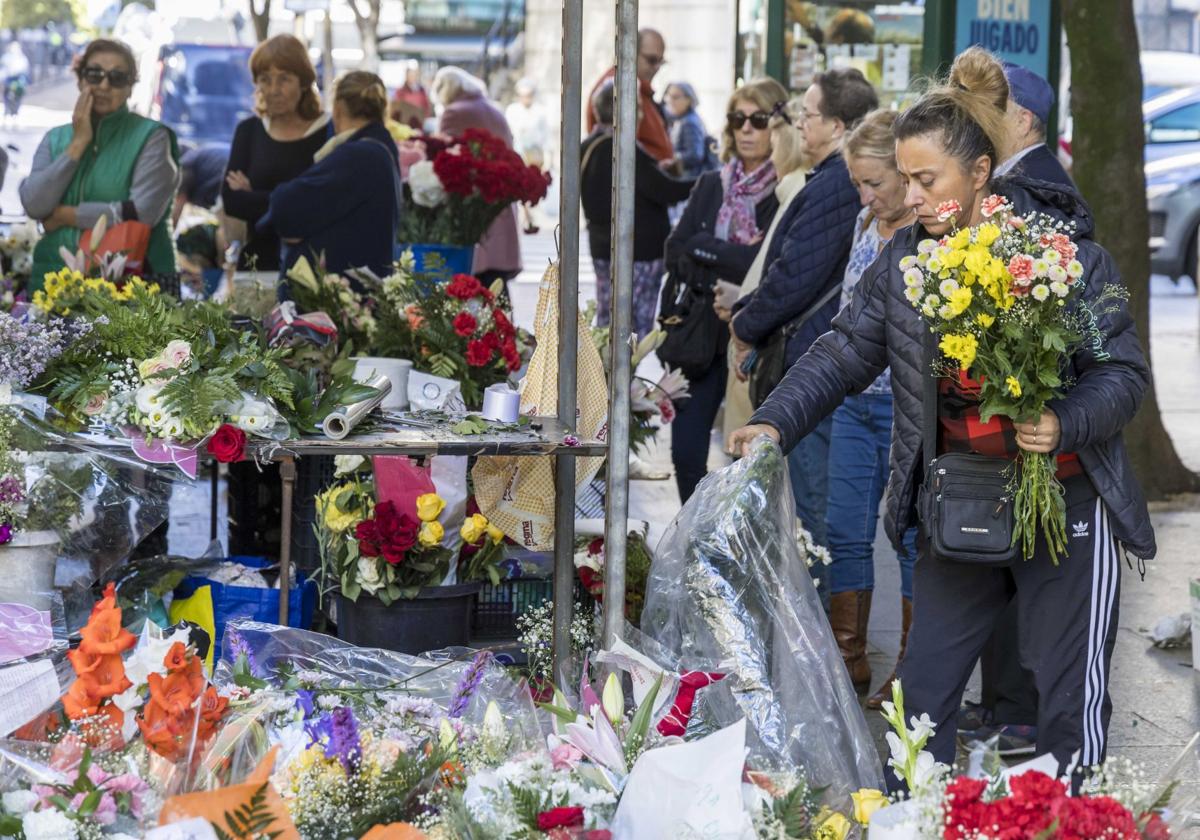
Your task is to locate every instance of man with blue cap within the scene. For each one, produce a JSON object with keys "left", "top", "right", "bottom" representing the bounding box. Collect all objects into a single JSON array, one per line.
[
  {"left": 995, "top": 61, "right": 1073, "bottom": 185},
  {"left": 958, "top": 59, "right": 1077, "bottom": 759}
]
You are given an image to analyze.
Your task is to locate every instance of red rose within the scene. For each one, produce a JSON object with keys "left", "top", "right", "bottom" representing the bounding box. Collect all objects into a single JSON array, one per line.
[
  {"left": 355, "top": 501, "right": 419, "bottom": 565},
  {"left": 446, "top": 274, "right": 484, "bottom": 300},
  {"left": 453, "top": 311, "right": 478, "bottom": 337},
  {"left": 207, "top": 424, "right": 246, "bottom": 463},
  {"left": 536, "top": 806, "right": 584, "bottom": 831},
  {"left": 466, "top": 339, "right": 494, "bottom": 367}
]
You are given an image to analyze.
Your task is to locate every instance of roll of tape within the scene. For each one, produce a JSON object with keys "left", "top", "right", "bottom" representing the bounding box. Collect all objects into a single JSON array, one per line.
[{"left": 480, "top": 384, "right": 521, "bottom": 423}]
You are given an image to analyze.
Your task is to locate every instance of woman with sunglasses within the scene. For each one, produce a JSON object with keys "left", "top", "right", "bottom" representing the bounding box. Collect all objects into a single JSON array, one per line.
[
  {"left": 728, "top": 68, "right": 877, "bottom": 601},
  {"left": 663, "top": 76, "right": 787, "bottom": 504},
  {"left": 21, "top": 39, "right": 181, "bottom": 291}
]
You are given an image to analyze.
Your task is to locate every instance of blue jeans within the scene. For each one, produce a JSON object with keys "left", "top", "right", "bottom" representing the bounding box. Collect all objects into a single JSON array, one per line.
[
  {"left": 671, "top": 357, "right": 727, "bottom": 504},
  {"left": 787, "top": 414, "right": 832, "bottom": 602},
  {"left": 825, "top": 392, "right": 917, "bottom": 598}
]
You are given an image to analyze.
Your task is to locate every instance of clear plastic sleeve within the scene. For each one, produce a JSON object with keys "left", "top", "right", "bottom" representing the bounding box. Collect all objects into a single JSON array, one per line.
[{"left": 641, "top": 436, "right": 884, "bottom": 802}]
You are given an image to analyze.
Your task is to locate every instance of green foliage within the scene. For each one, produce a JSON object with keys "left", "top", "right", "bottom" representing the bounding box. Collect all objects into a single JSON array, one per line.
[
  {"left": 212, "top": 782, "right": 283, "bottom": 840},
  {"left": 771, "top": 780, "right": 822, "bottom": 837},
  {"left": 350, "top": 741, "right": 450, "bottom": 833},
  {"left": 1, "top": 0, "right": 76, "bottom": 30}
]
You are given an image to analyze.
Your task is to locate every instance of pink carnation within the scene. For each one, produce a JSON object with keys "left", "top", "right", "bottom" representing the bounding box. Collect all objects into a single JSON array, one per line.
[
  {"left": 980, "top": 194, "right": 1007, "bottom": 217},
  {"left": 1008, "top": 254, "right": 1036, "bottom": 283},
  {"left": 935, "top": 199, "right": 962, "bottom": 222},
  {"left": 1006, "top": 215, "right": 1027, "bottom": 230}
]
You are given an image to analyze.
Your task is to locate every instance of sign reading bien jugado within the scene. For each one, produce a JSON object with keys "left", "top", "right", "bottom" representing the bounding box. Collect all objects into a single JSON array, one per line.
[{"left": 955, "top": 0, "right": 1051, "bottom": 77}]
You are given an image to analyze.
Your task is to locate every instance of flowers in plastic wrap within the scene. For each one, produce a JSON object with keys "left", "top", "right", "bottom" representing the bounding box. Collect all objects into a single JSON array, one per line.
[
  {"left": 572, "top": 533, "right": 653, "bottom": 625},
  {"left": 515, "top": 600, "right": 596, "bottom": 686},
  {"left": 61, "top": 583, "right": 138, "bottom": 748},
  {"left": 285, "top": 255, "right": 377, "bottom": 352},
  {"left": 374, "top": 259, "right": 527, "bottom": 409}
]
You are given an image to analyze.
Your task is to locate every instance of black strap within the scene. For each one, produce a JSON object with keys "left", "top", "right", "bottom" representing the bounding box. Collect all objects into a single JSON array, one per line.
[
  {"left": 781, "top": 281, "right": 843, "bottom": 339},
  {"left": 922, "top": 327, "right": 940, "bottom": 471}
]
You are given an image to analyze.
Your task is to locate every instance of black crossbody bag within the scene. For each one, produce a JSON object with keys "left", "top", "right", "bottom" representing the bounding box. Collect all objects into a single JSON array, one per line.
[
  {"left": 916, "top": 335, "right": 1018, "bottom": 566},
  {"left": 748, "top": 282, "right": 842, "bottom": 409}
]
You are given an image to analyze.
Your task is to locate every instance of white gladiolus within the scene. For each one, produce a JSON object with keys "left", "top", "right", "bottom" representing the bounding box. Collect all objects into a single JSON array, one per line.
[{"left": 409, "top": 160, "right": 447, "bottom": 208}]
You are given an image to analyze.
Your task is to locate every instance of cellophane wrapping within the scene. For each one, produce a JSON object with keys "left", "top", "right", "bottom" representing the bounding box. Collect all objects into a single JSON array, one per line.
[{"left": 642, "top": 436, "right": 883, "bottom": 803}]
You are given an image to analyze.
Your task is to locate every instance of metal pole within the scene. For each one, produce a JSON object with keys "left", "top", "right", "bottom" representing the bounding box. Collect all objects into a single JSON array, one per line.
[
  {"left": 603, "top": 0, "right": 636, "bottom": 650},
  {"left": 552, "top": 0, "right": 584, "bottom": 680}
]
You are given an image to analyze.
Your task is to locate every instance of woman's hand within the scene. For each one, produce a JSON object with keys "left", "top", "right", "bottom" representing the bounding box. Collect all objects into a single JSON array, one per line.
[
  {"left": 225, "top": 170, "right": 252, "bottom": 192},
  {"left": 714, "top": 303, "right": 732, "bottom": 322},
  {"left": 726, "top": 424, "right": 780, "bottom": 457},
  {"left": 1014, "top": 408, "right": 1062, "bottom": 454},
  {"left": 42, "top": 205, "right": 76, "bottom": 232},
  {"left": 730, "top": 320, "right": 753, "bottom": 381},
  {"left": 66, "top": 90, "right": 94, "bottom": 159}
]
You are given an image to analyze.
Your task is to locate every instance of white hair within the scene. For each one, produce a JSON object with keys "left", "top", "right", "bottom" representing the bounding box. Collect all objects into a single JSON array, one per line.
[{"left": 431, "top": 66, "right": 487, "bottom": 106}]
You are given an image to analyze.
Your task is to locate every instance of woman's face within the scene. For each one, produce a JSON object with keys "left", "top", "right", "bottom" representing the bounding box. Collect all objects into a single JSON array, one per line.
[
  {"left": 664, "top": 85, "right": 691, "bottom": 117},
  {"left": 730, "top": 97, "right": 772, "bottom": 168},
  {"left": 896, "top": 133, "right": 991, "bottom": 236},
  {"left": 256, "top": 65, "right": 303, "bottom": 119},
  {"left": 848, "top": 154, "right": 908, "bottom": 225},
  {"left": 79, "top": 51, "right": 134, "bottom": 117}
]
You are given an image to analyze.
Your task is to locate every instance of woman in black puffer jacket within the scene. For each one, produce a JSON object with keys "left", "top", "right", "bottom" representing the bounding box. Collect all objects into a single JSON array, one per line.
[{"left": 729, "top": 47, "right": 1153, "bottom": 789}]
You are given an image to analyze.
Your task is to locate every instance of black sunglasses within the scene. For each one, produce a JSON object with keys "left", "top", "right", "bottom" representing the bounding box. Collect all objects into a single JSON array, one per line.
[
  {"left": 726, "top": 101, "right": 790, "bottom": 131},
  {"left": 81, "top": 66, "right": 133, "bottom": 89}
]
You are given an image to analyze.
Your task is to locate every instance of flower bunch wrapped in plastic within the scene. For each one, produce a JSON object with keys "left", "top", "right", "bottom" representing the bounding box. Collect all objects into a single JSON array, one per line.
[{"left": 903, "top": 195, "right": 1130, "bottom": 563}]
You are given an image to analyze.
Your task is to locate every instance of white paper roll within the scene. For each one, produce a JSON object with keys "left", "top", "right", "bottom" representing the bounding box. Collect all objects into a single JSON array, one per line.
[{"left": 480, "top": 383, "right": 521, "bottom": 423}]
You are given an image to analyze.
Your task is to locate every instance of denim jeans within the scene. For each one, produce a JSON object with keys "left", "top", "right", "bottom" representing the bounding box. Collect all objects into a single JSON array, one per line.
[
  {"left": 825, "top": 392, "right": 917, "bottom": 598},
  {"left": 787, "top": 414, "right": 832, "bottom": 603},
  {"left": 671, "top": 357, "right": 727, "bottom": 504}
]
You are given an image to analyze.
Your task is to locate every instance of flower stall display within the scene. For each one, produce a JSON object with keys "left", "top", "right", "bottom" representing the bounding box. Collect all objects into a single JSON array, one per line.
[
  {"left": 903, "top": 196, "right": 1129, "bottom": 563},
  {"left": 33, "top": 269, "right": 159, "bottom": 319},
  {"left": 399, "top": 128, "right": 551, "bottom": 251},
  {"left": 374, "top": 259, "right": 527, "bottom": 409},
  {"left": 284, "top": 256, "right": 377, "bottom": 355},
  {"left": 573, "top": 532, "right": 652, "bottom": 626}
]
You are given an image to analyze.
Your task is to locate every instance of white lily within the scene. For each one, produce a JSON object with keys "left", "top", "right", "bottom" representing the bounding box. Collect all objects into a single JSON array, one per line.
[{"left": 601, "top": 672, "right": 624, "bottom": 726}]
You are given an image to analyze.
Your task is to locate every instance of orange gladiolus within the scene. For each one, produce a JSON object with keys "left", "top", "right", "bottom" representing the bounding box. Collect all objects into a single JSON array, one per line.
[
  {"left": 198, "top": 686, "right": 228, "bottom": 724},
  {"left": 147, "top": 662, "right": 205, "bottom": 718},
  {"left": 163, "top": 641, "right": 189, "bottom": 672},
  {"left": 78, "top": 606, "right": 136, "bottom": 656},
  {"left": 62, "top": 677, "right": 102, "bottom": 719},
  {"left": 90, "top": 582, "right": 119, "bottom": 616}
]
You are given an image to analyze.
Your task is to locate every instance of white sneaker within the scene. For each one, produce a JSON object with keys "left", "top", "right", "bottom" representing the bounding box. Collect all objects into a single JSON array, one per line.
[{"left": 629, "top": 454, "right": 671, "bottom": 481}]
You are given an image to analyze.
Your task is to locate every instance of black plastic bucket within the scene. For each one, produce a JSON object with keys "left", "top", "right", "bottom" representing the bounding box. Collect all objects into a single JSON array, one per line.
[{"left": 335, "top": 582, "right": 482, "bottom": 654}]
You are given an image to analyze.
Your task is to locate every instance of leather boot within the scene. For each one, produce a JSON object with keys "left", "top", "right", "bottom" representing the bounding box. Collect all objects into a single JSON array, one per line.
[
  {"left": 831, "top": 590, "right": 872, "bottom": 693},
  {"left": 866, "top": 596, "right": 913, "bottom": 709}
]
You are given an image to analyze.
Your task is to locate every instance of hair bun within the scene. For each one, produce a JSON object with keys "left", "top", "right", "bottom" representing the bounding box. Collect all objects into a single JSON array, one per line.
[{"left": 948, "top": 46, "right": 1008, "bottom": 113}]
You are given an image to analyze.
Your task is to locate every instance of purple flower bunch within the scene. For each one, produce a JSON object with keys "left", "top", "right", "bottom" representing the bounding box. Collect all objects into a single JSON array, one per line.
[
  {"left": 0, "top": 475, "right": 23, "bottom": 545},
  {"left": 0, "top": 313, "right": 90, "bottom": 389},
  {"left": 305, "top": 705, "right": 362, "bottom": 774},
  {"left": 448, "top": 650, "right": 494, "bottom": 718}
]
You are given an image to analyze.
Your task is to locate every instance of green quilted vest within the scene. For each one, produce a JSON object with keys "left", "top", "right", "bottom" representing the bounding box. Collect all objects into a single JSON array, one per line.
[{"left": 30, "top": 107, "right": 180, "bottom": 292}]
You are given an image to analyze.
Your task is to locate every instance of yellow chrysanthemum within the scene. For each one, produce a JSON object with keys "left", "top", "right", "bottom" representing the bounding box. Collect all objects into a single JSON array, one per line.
[
  {"left": 415, "top": 492, "right": 446, "bottom": 522},
  {"left": 975, "top": 312, "right": 995, "bottom": 328},
  {"left": 315, "top": 483, "right": 369, "bottom": 532},
  {"left": 946, "top": 286, "right": 974, "bottom": 318},
  {"left": 974, "top": 222, "right": 1001, "bottom": 247},
  {"left": 419, "top": 520, "right": 445, "bottom": 547},
  {"left": 939, "top": 333, "right": 978, "bottom": 371},
  {"left": 1005, "top": 376, "right": 1022, "bottom": 397},
  {"left": 948, "top": 227, "right": 971, "bottom": 249}
]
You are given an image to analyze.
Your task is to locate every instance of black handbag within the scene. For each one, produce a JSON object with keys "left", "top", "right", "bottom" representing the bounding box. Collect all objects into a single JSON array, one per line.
[
  {"left": 657, "top": 270, "right": 724, "bottom": 381},
  {"left": 916, "top": 336, "right": 1018, "bottom": 566},
  {"left": 748, "top": 282, "right": 842, "bottom": 409}
]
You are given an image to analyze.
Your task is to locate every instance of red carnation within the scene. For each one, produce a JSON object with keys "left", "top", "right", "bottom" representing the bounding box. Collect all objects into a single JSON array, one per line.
[
  {"left": 446, "top": 274, "right": 484, "bottom": 300},
  {"left": 355, "top": 501, "right": 419, "bottom": 565},
  {"left": 482, "top": 330, "right": 501, "bottom": 351},
  {"left": 500, "top": 336, "right": 521, "bottom": 372},
  {"left": 453, "top": 311, "right": 478, "bottom": 337},
  {"left": 207, "top": 424, "right": 246, "bottom": 463},
  {"left": 536, "top": 806, "right": 584, "bottom": 831},
  {"left": 492, "top": 308, "right": 515, "bottom": 339},
  {"left": 465, "top": 339, "right": 494, "bottom": 367}
]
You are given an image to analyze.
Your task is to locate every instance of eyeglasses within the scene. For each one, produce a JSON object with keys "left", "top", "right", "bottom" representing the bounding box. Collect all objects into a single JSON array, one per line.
[
  {"left": 727, "top": 101, "right": 790, "bottom": 131},
  {"left": 81, "top": 66, "right": 133, "bottom": 89},
  {"left": 639, "top": 53, "right": 666, "bottom": 67}
]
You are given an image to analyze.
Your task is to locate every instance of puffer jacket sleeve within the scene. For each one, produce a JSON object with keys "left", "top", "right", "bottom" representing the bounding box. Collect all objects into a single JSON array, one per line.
[
  {"left": 1047, "top": 244, "right": 1150, "bottom": 454},
  {"left": 749, "top": 246, "right": 892, "bottom": 452}
]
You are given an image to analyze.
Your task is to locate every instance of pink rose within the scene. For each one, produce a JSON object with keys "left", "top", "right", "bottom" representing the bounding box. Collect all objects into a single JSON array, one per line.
[
  {"left": 162, "top": 340, "right": 192, "bottom": 369},
  {"left": 1008, "top": 254, "right": 1035, "bottom": 283},
  {"left": 935, "top": 199, "right": 962, "bottom": 222},
  {"left": 550, "top": 741, "right": 584, "bottom": 770},
  {"left": 980, "top": 194, "right": 1007, "bottom": 217},
  {"left": 82, "top": 391, "right": 109, "bottom": 416}
]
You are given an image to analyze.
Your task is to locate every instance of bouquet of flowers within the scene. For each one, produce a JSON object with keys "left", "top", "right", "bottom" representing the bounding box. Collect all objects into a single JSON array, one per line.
[
  {"left": 285, "top": 255, "right": 376, "bottom": 353},
  {"left": 375, "top": 258, "right": 526, "bottom": 408},
  {"left": 903, "top": 195, "right": 1128, "bottom": 563},
  {"left": 0, "top": 407, "right": 93, "bottom": 546},
  {"left": 315, "top": 474, "right": 456, "bottom": 603},
  {"left": 400, "top": 128, "right": 551, "bottom": 247},
  {"left": 33, "top": 269, "right": 159, "bottom": 318},
  {"left": 573, "top": 533, "right": 653, "bottom": 625},
  {"left": 0, "top": 220, "right": 38, "bottom": 301}
]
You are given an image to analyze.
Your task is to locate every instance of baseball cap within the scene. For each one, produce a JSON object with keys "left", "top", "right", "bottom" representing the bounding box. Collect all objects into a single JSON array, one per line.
[{"left": 1002, "top": 61, "right": 1054, "bottom": 125}]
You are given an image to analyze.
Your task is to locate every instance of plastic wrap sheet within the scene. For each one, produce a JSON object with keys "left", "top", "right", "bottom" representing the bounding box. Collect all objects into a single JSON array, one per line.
[
  {"left": 641, "top": 436, "right": 883, "bottom": 801},
  {"left": 3, "top": 408, "right": 176, "bottom": 632}
]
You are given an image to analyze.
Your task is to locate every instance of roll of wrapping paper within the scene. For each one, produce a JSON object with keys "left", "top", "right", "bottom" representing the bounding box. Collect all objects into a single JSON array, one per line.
[{"left": 321, "top": 374, "right": 392, "bottom": 440}]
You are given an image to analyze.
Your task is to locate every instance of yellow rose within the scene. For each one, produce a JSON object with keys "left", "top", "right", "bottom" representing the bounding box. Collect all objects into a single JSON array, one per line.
[
  {"left": 1006, "top": 375, "right": 1022, "bottom": 397},
  {"left": 851, "top": 789, "right": 889, "bottom": 825},
  {"left": 415, "top": 492, "right": 446, "bottom": 522},
  {"left": 460, "top": 513, "right": 488, "bottom": 544},
  {"left": 316, "top": 484, "right": 368, "bottom": 533},
  {"left": 486, "top": 523, "right": 505, "bottom": 544},
  {"left": 419, "top": 520, "right": 445, "bottom": 547},
  {"left": 817, "top": 811, "right": 851, "bottom": 840},
  {"left": 975, "top": 312, "right": 995, "bottom": 328}
]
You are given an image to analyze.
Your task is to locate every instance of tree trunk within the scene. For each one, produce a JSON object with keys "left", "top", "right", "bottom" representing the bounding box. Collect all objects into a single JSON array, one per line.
[
  {"left": 249, "top": 0, "right": 271, "bottom": 42},
  {"left": 348, "top": 0, "right": 381, "bottom": 71},
  {"left": 1061, "top": 0, "right": 1200, "bottom": 498}
]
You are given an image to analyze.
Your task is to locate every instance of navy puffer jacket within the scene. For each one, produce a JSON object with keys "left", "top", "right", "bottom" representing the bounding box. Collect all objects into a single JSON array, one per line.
[
  {"left": 732, "top": 152, "right": 861, "bottom": 366},
  {"left": 749, "top": 176, "right": 1156, "bottom": 559}
]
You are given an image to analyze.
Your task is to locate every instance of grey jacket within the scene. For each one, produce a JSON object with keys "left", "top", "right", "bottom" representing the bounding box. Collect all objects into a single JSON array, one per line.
[{"left": 750, "top": 177, "right": 1157, "bottom": 559}]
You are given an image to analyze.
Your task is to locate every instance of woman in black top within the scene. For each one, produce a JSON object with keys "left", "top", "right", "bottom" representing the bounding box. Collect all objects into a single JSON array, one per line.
[
  {"left": 580, "top": 79, "right": 695, "bottom": 341},
  {"left": 222, "top": 34, "right": 330, "bottom": 271},
  {"left": 663, "top": 76, "right": 786, "bottom": 503}
]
